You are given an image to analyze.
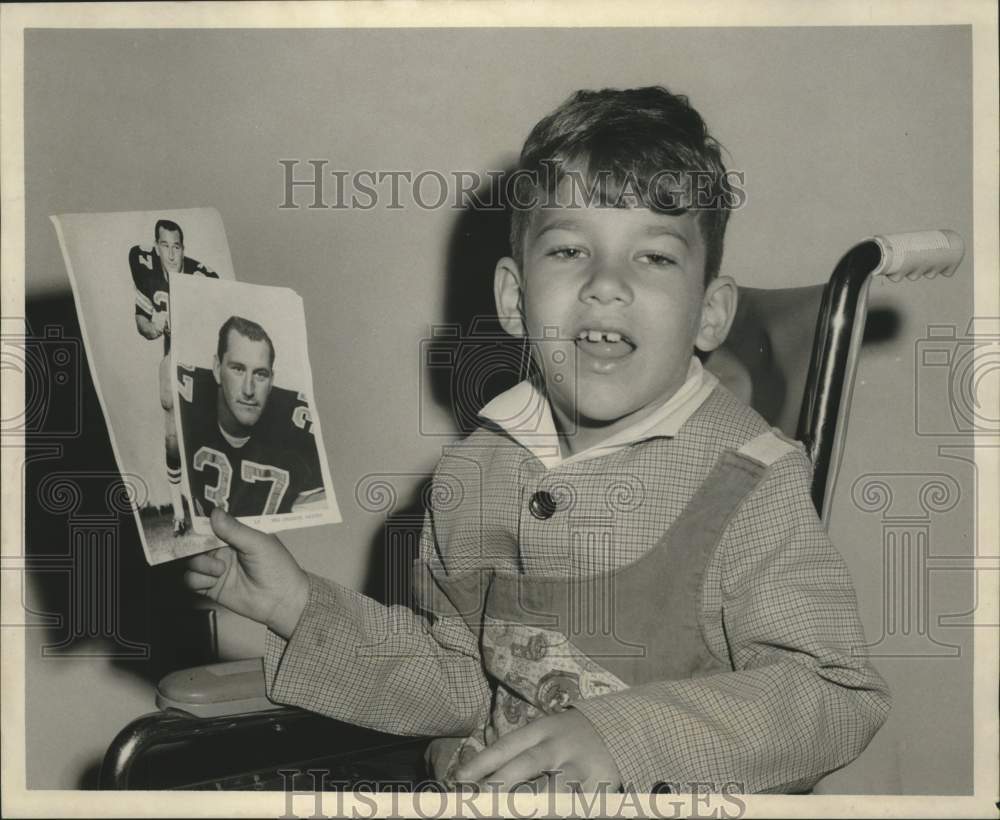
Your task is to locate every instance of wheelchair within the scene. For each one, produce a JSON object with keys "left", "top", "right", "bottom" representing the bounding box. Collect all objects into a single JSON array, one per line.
[{"left": 101, "top": 229, "right": 965, "bottom": 790}]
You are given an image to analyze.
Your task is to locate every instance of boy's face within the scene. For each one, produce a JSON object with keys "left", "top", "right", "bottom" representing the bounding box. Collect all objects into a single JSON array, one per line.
[{"left": 495, "top": 204, "right": 736, "bottom": 451}]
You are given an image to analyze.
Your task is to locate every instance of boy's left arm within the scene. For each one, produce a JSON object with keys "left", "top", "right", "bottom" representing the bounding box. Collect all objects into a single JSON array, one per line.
[{"left": 567, "top": 448, "right": 892, "bottom": 793}]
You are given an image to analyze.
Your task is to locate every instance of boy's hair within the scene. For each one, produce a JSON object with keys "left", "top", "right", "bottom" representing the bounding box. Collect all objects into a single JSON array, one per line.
[{"left": 509, "top": 86, "right": 733, "bottom": 282}]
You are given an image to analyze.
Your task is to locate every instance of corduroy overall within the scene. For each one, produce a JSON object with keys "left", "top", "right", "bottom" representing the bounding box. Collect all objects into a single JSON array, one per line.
[{"left": 422, "top": 431, "right": 792, "bottom": 783}]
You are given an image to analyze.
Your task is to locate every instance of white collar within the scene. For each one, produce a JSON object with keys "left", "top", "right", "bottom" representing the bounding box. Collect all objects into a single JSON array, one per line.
[
  {"left": 218, "top": 424, "right": 250, "bottom": 449},
  {"left": 478, "top": 356, "right": 717, "bottom": 469}
]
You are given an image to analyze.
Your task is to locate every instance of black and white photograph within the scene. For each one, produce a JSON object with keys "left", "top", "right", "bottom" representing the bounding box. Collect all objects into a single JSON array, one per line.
[
  {"left": 1, "top": 3, "right": 996, "bottom": 819},
  {"left": 49, "top": 208, "right": 239, "bottom": 564},
  {"left": 170, "top": 275, "right": 337, "bottom": 539}
]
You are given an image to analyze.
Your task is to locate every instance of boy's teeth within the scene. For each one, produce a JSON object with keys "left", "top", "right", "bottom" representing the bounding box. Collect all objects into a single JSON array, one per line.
[{"left": 578, "top": 329, "right": 625, "bottom": 343}]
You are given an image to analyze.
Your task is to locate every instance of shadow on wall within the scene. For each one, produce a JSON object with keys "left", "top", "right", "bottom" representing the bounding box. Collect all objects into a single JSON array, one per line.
[
  {"left": 362, "top": 183, "right": 516, "bottom": 604},
  {"left": 22, "top": 295, "right": 220, "bottom": 787}
]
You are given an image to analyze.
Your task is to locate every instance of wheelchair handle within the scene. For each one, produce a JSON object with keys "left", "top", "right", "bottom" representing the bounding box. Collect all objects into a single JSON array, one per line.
[
  {"left": 799, "top": 228, "right": 965, "bottom": 520},
  {"left": 872, "top": 229, "right": 965, "bottom": 282}
]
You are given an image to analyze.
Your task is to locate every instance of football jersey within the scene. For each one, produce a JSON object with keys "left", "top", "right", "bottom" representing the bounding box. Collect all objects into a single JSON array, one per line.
[
  {"left": 177, "top": 366, "right": 324, "bottom": 517},
  {"left": 130, "top": 244, "right": 218, "bottom": 352}
]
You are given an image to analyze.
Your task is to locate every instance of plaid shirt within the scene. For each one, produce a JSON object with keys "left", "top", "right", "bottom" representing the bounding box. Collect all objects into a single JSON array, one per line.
[{"left": 264, "top": 363, "right": 890, "bottom": 792}]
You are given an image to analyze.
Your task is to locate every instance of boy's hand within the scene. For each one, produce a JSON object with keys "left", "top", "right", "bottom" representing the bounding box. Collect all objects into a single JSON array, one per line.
[
  {"left": 453, "top": 709, "right": 621, "bottom": 793},
  {"left": 183, "top": 509, "right": 309, "bottom": 639}
]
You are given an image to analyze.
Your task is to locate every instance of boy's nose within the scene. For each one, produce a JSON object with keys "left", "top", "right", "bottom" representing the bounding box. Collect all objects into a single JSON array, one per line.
[
  {"left": 580, "top": 264, "right": 633, "bottom": 305},
  {"left": 241, "top": 375, "right": 255, "bottom": 397}
]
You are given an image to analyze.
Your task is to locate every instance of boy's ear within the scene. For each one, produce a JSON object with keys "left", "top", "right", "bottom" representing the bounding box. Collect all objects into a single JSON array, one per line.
[
  {"left": 695, "top": 276, "right": 738, "bottom": 353},
  {"left": 494, "top": 256, "right": 526, "bottom": 338},
  {"left": 212, "top": 355, "right": 222, "bottom": 384}
]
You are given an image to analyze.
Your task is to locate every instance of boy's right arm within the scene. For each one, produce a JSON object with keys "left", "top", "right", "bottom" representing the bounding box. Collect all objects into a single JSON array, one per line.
[{"left": 184, "top": 508, "right": 491, "bottom": 738}]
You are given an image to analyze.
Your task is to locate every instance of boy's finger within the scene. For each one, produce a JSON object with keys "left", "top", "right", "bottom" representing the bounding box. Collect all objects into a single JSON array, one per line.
[
  {"left": 188, "top": 553, "right": 227, "bottom": 577},
  {"left": 454, "top": 726, "right": 540, "bottom": 783},
  {"left": 477, "top": 746, "right": 551, "bottom": 790},
  {"left": 184, "top": 570, "right": 219, "bottom": 593}
]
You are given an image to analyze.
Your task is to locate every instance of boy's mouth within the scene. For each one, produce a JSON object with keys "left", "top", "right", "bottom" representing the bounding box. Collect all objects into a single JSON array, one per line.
[{"left": 575, "top": 328, "right": 636, "bottom": 361}]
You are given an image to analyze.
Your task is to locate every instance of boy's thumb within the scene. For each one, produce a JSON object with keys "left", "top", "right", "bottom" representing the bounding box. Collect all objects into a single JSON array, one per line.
[{"left": 210, "top": 508, "right": 262, "bottom": 553}]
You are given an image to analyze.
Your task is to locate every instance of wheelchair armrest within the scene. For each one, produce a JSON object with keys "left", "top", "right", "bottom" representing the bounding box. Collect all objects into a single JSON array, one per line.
[
  {"left": 101, "top": 704, "right": 431, "bottom": 789},
  {"left": 102, "top": 658, "right": 432, "bottom": 789},
  {"left": 101, "top": 705, "right": 305, "bottom": 788},
  {"left": 155, "top": 658, "right": 278, "bottom": 717}
]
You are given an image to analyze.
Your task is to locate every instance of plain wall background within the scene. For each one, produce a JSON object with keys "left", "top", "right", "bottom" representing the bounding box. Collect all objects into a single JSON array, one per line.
[{"left": 22, "top": 27, "right": 974, "bottom": 792}]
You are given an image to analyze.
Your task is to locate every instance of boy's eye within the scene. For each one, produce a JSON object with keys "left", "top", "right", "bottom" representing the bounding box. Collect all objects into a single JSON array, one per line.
[
  {"left": 640, "top": 252, "right": 678, "bottom": 267},
  {"left": 548, "top": 246, "right": 586, "bottom": 260}
]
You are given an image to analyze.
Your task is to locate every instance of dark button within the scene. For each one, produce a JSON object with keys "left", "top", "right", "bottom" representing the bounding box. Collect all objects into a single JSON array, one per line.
[{"left": 528, "top": 490, "right": 557, "bottom": 520}]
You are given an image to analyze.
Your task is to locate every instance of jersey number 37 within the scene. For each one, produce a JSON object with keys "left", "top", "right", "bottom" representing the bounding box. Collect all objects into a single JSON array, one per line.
[{"left": 193, "top": 448, "right": 290, "bottom": 515}]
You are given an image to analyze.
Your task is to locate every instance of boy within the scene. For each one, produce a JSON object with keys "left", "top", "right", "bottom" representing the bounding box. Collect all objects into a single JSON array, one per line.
[{"left": 184, "top": 86, "right": 890, "bottom": 794}]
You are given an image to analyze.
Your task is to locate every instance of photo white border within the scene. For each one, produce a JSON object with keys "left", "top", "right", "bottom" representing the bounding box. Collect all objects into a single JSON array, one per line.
[
  {"left": 170, "top": 275, "right": 341, "bottom": 543},
  {"left": 2, "top": 2, "right": 996, "bottom": 818},
  {"left": 48, "top": 207, "right": 239, "bottom": 566}
]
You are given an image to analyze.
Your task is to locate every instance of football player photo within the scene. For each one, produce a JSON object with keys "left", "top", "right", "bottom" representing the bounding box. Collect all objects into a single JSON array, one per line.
[
  {"left": 169, "top": 275, "right": 339, "bottom": 541},
  {"left": 51, "top": 207, "right": 238, "bottom": 565},
  {"left": 130, "top": 218, "right": 220, "bottom": 538}
]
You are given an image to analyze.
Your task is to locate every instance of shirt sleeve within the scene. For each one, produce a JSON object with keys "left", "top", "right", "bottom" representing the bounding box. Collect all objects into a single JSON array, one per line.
[
  {"left": 571, "top": 448, "right": 892, "bottom": 794},
  {"left": 263, "top": 511, "right": 492, "bottom": 737}
]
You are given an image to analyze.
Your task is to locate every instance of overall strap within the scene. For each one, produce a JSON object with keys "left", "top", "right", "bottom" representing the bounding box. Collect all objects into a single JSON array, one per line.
[
  {"left": 736, "top": 429, "right": 801, "bottom": 467},
  {"left": 478, "top": 428, "right": 802, "bottom": 685},
  {"left": 421, "top": 429, "right": 805, "bottom": 688}
]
